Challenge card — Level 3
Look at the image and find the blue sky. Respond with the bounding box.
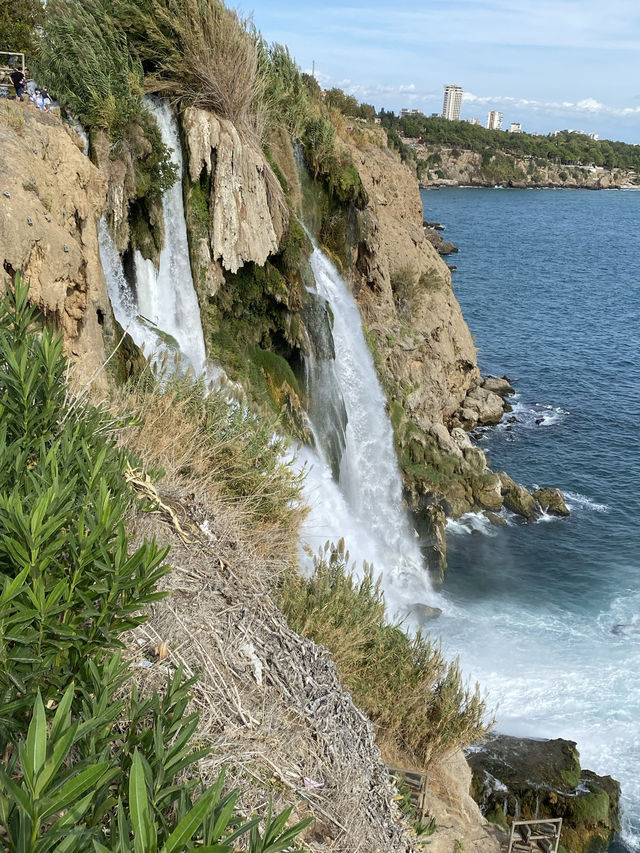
[246,0,640,143]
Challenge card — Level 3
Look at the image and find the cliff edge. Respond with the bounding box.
[0,101,112,383]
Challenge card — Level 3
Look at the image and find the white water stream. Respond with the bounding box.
[299,245,445,619]
[104,97,207,373]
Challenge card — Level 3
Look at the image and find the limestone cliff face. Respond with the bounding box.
[182,107,287,284]
[416,144,634,188]
[0,102,111,383]
[343,126,480,424]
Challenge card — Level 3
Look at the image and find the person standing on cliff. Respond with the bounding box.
[9,68,27,101]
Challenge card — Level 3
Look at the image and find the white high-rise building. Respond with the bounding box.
[487,110,503,130]
[442,85,463,121]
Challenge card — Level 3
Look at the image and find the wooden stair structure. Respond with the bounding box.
[387,766,430,819]
[507,818,562,853]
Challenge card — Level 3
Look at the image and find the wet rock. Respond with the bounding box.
[467,734,620,853]
[499,473,541,520]
[464,386,505,425]
[423,225,459,255]
[533,487,570,517]
[482,376,514,397]
[483,510,507,526]
[408,602,443,625]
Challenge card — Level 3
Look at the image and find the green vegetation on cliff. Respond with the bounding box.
[381,112,640,173]
[0,276,310,851]
[279,542,491,768]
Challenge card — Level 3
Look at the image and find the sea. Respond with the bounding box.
[420,187,640,851]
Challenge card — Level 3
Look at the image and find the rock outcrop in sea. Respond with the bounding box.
[468,734,621,853]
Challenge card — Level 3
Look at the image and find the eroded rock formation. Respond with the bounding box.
[0,102,111,383]
[182,107,287,279]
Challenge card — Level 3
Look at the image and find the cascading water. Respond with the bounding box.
[299,242,445,618]
[99,108,441,618]
[302,291,348,480]
[129,97,206,372]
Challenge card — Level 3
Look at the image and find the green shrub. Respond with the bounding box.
[35,0,141,134]
[278,542,491,767]
[0,278,168,733]
[0,275,311,851]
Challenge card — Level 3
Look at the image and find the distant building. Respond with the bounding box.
[399,108,422,118]
[487,110,503,130]
[442,85,463,121]
[551,128,599,140]
[465,117,482,126]
[508,122,523,133]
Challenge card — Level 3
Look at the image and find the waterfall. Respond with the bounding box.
[98,107,441,618]
[131,97,206,372]
[300,243,443,618]
[99,97,207,375]
[302,291,348,479]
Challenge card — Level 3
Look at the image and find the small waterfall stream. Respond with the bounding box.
[102,96,207,372]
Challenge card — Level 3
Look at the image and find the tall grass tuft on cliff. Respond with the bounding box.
[113,0,268,140]
[278,542,492,768]
[34,0,142,133]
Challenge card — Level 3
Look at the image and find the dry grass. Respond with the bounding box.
[1,101,25,134]
[94,375,419,852]
[278,543,493,770]
[106,376,306,571]
[119,490,419,853]
[124,0,268,141]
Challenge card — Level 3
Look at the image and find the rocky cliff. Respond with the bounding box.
[0,98,577,853]
[0,101,112,383]
[414,143,635,188]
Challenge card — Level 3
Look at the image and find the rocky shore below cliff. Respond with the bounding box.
[467,734,621,853]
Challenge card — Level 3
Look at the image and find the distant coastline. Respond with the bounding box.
[414,144,637,190]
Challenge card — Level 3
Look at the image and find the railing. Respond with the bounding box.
[507,817,562,853]
[0,52,26,88]
[388,766,430,819]
[0,50,26,74]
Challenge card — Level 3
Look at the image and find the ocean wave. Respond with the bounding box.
[563,490,609,513]
[446,512,501,537]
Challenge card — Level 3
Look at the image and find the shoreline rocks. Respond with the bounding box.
[533,487,570,516]
[467,734,621,853]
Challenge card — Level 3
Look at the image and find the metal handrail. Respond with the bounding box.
[0,52,26,74]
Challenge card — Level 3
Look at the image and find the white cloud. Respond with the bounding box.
[463,90,640,119]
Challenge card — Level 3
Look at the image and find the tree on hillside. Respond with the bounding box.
[0,0,43,59]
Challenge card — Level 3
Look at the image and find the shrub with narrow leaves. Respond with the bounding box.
[0,276,311,851]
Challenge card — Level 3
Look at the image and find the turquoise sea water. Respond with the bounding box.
[420,187,640,851]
